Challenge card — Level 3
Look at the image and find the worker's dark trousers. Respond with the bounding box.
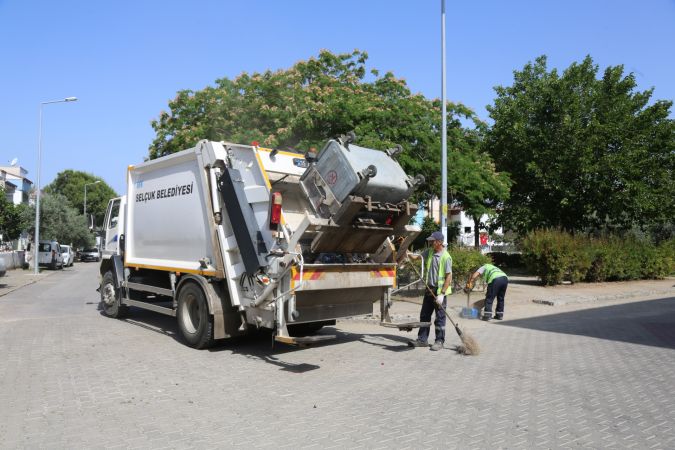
[418,289,446,343]
[483,276,508,319]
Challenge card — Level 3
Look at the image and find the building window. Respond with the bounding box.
[464,227,472,233]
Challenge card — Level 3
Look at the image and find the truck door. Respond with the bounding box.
[102,197,122,258]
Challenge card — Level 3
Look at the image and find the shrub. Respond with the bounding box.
[449,247,491,287]
[657,238,675,276]
[524,230,674,285]
[521,229,576,285]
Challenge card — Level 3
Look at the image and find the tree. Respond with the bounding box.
[0,189,28,241]
[44,170,118,227]
[486,55,675,235]
[20,192,94,248]
[448,142,512,247]
[149,50,488,201]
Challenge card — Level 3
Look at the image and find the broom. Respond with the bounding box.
[406,261,480,356]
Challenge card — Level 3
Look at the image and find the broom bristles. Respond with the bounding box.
[459,333,480,356]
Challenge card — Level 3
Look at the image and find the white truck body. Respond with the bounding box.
[101,137,421,347]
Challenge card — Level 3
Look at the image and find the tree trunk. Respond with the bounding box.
[473,216,481,248]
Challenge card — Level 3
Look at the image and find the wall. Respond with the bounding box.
[0,251,26,270]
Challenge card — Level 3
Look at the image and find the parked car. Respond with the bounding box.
[60,245,75,267]
[0,258,6,278]
[79,247,100,262]
[38,240,64,270]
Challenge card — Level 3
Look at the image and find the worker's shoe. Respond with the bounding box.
[481,314,491,321]
[430,341,444,351]
[494,314,503,320]
[408,339,428,348]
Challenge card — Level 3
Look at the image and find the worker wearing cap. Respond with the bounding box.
[407,231,452,351]
[466,263,508,321]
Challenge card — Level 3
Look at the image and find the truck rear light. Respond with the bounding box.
[270,192,282,229]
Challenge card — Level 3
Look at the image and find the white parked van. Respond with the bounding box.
[38,240,64,270]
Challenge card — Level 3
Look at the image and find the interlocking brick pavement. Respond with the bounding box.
[1,264,674,448]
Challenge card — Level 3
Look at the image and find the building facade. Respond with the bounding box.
[0,166,32,205]
[419,198,503,251]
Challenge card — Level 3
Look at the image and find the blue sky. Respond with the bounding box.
[1,0,674,195]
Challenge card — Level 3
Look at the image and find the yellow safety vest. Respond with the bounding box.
[424,249,452,295]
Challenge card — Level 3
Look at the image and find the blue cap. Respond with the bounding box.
[426,231,444,242]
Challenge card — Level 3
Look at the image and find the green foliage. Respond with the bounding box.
[448,139,512,246]
[521,230,579,285]
[656,239,675,275]
[149,49,509,209]
[44,170,117,228]
[487,55,675,235]
[411,216,439,250]
[448,247,491,287]
[0,189,29,240]
[411,216,460,250]
[586,236,671,282]
[522,229,672,285]
[20,193,94,248]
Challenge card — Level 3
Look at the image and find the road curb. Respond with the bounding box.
[532,287,675,306]
[0,269,59,298]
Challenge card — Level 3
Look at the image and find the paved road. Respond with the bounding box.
[1,263,674,448]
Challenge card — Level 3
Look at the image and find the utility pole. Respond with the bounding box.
[440,0,448,245]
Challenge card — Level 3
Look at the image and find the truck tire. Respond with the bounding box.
[100,271,129,318]
[177,282,214,349]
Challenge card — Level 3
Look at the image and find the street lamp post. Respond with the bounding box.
[440,0,448,246]
[34,97,78,275]
[84,180,101,225]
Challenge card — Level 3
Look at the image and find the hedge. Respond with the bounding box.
[521,230,674,285]
[449,247,491,287]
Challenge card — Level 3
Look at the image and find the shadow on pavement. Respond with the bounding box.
[501,296,675,350]
[100,302,446,368]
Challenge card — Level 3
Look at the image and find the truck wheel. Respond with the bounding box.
[177,282,214,349]
[100,271,128,318]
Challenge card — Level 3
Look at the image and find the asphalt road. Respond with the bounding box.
[1,263,674,448]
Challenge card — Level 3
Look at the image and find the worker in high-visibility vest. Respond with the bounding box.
[467,264,508,321]
[407,231,452,351]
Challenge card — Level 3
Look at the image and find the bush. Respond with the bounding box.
[523,229,674,285]
[586,236,670,281]
[521,229,576,285]
[657,239,675,276]
[449,247,491,287]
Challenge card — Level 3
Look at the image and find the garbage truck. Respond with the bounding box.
[99,134,423,348]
